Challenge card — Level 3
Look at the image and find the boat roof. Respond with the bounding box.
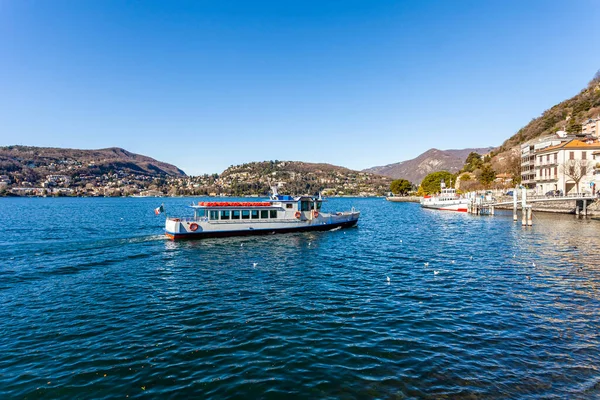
[191,196,321,209]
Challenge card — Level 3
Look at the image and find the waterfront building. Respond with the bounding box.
[582,116,600,137]
[534,139,600,194]
[521,133,570,188]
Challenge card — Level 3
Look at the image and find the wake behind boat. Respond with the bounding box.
[164,188,360,240]
[420,180,469,212]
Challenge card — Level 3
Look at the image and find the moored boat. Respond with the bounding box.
[164,189,360,240]
[420,180,469,212]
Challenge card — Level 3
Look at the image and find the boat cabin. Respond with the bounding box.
[190,195,323,222]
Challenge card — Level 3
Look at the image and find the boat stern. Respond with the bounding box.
[165,218,203,240]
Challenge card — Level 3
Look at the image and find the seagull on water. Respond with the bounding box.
[451,260,455,264]
[252,262,258,268]
[424,262,429,267]
[386,276,391,283]
[532,262,536,267]
[434,271,439,275]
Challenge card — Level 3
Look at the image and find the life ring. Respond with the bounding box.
[294,211,301,219]
[313,211,319,218]
[189,223,199,231]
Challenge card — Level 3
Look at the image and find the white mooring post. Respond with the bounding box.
[583,200,587,216]
[513,188,518,222]
[521,187,527,226]
[527,206,533,226]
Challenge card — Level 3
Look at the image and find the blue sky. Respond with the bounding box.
[1,1,599,175]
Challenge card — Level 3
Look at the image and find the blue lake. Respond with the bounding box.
[1,197,599,398]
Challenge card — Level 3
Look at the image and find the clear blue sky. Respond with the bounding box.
[1,0,599,175]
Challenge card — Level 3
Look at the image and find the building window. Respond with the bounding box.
[210,210,219,220]
[546,155,550,162]
[570,151,575,160]
[582,151,586,160]
[232,210,241,220]
[251,210,259,219]
[260,210,269,218]
[241,210,250,219]
[220,210,230,220]
[270,210,277,218]
[554,167,557,176]
[554,154,557,162]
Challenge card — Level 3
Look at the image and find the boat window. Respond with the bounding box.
[242,210,250,219]
[270,210,277,218]
[251,210,259,219]
[300,201,311,211]
[210,210,219,220]
[286,204,293,209]
[317,201,322,210]
[260,210,269,218]
[221,210,230,220]
[232,210,241,220]
[196,209,206,217]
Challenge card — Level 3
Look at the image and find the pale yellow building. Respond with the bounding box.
[582,116,600,137]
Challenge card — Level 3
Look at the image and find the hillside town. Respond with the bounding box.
[0,159,391,197]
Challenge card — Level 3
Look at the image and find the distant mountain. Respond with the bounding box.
[363,147,495,184]
[219,160,392,196]
[0,146,186,181]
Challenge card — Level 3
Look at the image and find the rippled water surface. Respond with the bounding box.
[1,197,600,399]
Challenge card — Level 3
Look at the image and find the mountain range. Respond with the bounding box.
[363,147,495,184]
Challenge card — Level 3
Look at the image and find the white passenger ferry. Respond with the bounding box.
[420,180,469,212]
[165,189,360,240]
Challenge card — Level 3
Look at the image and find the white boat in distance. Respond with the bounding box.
[420,180,469,212]
[165,188,360,240]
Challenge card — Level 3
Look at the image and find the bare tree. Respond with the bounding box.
[560,159,592,193]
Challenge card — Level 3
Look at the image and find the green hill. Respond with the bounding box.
[498,71,600,152]
[219,160,392,196]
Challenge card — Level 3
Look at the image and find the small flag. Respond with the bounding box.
[154,204,164,215]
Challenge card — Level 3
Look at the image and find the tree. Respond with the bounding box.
[419,171,455,195]
[561,159,591,193]
[461,152,483,172]
[390,179,412,195]
[590,69,600,86]
[566,117,582,135]
[506,152,522,184]
[479,164,496,187]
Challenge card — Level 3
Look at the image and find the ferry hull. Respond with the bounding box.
[421,203,468,212]
[165,218,358,240]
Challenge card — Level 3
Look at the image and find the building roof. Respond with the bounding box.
[537,139,600,153]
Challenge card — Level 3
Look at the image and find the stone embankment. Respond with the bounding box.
[386,196,421,203]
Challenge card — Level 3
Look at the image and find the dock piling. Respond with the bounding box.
[513,189,518,222]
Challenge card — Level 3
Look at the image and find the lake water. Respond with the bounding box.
[1,197,599,399]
